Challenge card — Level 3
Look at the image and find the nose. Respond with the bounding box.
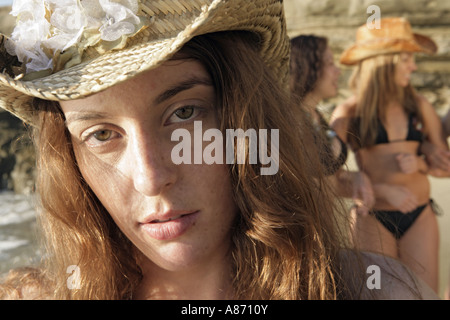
[128,130,177,196]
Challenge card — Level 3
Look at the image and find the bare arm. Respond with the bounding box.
[329,99,375,213]
[418,95,450,177]
[329,97,356,145]
[395,153,429,174]
[421,140,450,174]
[372,183,419,213]
[333,169,375,213]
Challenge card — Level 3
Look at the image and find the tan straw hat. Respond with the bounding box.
[340,17,437,66]
[0,0,290,125]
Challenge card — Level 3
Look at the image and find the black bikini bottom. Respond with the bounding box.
[371,200,437,239]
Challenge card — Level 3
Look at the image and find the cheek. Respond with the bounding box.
[394,67,408,86]
[194,164,238,222]
[195,164,235,203]
[72,144,130,217]
[73,146,104,192]
[322,70,335,86]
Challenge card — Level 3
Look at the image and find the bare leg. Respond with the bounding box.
[349,206,398,258]
[398,205,439,293]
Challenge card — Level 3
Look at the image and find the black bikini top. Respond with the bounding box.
[351,113,424,151]
[374,113,424,145]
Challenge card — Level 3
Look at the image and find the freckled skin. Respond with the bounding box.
[61,60,238,299]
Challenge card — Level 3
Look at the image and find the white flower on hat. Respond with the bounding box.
[6,0,144,76]
[7,0,52,73]
[98,0,141,42]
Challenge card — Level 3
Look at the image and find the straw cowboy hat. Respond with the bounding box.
[0,0,290,125]
[340,17,437,65]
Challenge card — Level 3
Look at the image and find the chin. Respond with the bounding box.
[396,77,410,88]
[325,89,338,99]
[144,245,202,272]
[400,81,409,88]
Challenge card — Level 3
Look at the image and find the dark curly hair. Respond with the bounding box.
[289,35,328,100]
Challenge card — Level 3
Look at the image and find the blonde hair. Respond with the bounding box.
[1,32,355,300]
[348,53,422,149]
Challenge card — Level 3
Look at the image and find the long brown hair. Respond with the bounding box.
[2,32,354,299]
[289,35,328,101]
[348,53,422,149]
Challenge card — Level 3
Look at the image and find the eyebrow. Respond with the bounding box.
[65,77,214,125]
[65,112,111,126]
[154,76,213,105]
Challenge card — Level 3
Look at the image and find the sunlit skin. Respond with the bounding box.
[314,46,341,100]
[303,46,341,109]
[330,52,444,292]
[395,52,418,88]
[60,60,239,299]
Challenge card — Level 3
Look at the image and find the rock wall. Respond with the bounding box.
[0,111,35,193]
[0,6,35,193]
[0,2,449,193]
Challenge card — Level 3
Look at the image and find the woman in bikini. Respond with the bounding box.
[331,17,448,293]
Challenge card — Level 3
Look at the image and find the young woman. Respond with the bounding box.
[289,35,375,214]
[331,17,448,293]
[0,1,437,300]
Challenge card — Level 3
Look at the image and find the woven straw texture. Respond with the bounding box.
[340,17,437,65]
[0,0,290,125]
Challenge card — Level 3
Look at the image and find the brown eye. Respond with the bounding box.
[174,106,194,120]
[93,130,112,141]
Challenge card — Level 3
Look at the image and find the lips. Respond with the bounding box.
[151,213,188,223]
[140,210,200,241]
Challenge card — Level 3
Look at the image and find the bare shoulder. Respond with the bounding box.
[329,96,357,141]
[415,93,436,116]
[415,93,432,106]
[331,96,357,120]
[0,267,52,300]
[415,93,447,143]
[338,250,439,300]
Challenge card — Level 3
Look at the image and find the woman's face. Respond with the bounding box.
[314,46,341,100]
[395,52,418,87]
[60,60,238,272]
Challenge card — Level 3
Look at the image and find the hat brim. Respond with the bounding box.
[340,32,437,65]
[0,0,289,125]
